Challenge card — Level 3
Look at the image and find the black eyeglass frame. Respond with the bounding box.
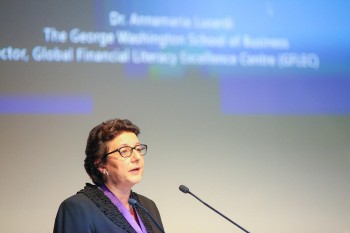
[103,144,148,159]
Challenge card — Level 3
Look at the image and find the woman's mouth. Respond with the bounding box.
[129,167,141,173]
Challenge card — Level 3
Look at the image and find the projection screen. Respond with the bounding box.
[0,1,349,233]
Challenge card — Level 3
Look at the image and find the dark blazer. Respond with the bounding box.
[53,184,164,233]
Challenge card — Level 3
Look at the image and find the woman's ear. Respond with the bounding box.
[95,160,105,174]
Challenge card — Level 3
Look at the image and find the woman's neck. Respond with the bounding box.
[104,183,132,209]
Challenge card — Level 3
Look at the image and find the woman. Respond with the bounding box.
[54,118,164,233]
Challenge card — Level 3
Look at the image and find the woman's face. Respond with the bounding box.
[103,131,144,190]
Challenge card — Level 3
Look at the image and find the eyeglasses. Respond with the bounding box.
[104,144,148,158]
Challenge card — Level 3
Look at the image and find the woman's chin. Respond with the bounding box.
[128,175,142,186]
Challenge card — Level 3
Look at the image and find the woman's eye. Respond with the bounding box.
[136,148,142,153]
[120,148,130,154]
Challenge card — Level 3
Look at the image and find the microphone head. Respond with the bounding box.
[128,198,138,206]
[179,185,190,194]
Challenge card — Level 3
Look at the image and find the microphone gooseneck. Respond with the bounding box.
[128,198,165,233]
[178,185,251,233]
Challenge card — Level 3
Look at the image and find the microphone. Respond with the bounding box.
[128,198,165,233]
[179,185,250,233]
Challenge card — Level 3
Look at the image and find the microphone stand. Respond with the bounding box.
[180,185,250,233]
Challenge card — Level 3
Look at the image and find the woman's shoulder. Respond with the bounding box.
[132,191,161,214]
[133,192,155,204]
[59,183,99,207]
[132,191,164,228]
[59,191,90,209]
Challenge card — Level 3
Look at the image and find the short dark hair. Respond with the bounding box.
[84,118,140,186]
